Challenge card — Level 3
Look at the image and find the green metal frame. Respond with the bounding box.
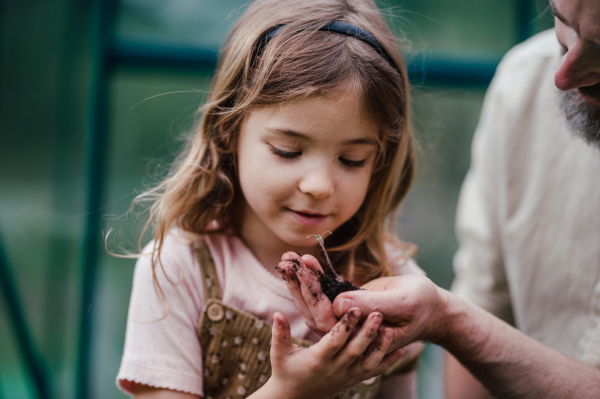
[0,0,537,398]
[75,0,113,398]
[0,232,51,399]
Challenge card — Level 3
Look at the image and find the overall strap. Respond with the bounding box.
[193,237,222,301]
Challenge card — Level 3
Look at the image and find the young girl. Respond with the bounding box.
[117,0,425,398]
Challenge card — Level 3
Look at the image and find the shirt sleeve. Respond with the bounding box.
[450,66,515,325]
[116,235,206,397]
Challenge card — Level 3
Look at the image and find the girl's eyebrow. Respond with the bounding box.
[266,127,377,146]
[267,127,310,141]
[344,137,378,146]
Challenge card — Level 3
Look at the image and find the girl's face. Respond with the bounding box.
[237,87,378,254]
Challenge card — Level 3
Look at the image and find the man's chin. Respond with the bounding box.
[558,89,600,150]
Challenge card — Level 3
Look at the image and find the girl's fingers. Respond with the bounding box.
[350,326,396,374]
[300,255,346,333]
[276,254,318,331]
[296,261,338,333]
[360,346,405,380]
[332,312,383,367]
[312,308,361,359]
[300,254,324,273]
[277,252,338,335]
[270,312,292,365]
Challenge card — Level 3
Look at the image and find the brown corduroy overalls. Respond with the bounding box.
[194,240,422,399]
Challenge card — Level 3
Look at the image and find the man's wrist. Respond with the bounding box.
[428,287,457,345]
[430,289,496,363]
[430,288,470,350]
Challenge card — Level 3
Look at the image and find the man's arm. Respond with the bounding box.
[333,276,600,399]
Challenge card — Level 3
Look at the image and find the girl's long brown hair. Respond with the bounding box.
[133,0,417,295]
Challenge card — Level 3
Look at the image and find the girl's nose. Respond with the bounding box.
[555,41,600,91]
[298,165,335,199]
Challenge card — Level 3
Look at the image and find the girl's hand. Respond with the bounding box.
[249,310,403,399]
[276,252,338,336]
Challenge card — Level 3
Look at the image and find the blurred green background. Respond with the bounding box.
[0,0,554,398]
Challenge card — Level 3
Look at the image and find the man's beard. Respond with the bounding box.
[558,83,600,149]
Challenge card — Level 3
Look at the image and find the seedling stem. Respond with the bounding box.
[307,232,341,282]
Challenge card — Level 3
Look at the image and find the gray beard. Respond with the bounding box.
[558,86,600,150]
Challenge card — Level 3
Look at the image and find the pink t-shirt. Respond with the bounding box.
[116,232,424,396]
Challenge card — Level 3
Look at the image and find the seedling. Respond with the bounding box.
[308,232,360,302]
[307,231,340,282]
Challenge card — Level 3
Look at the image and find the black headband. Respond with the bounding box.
[254,21,400,74]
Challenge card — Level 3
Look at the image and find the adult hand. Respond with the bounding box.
[332,275,451,351]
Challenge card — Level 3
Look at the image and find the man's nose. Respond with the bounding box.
[298,163,335,199]
[554,42,600,91]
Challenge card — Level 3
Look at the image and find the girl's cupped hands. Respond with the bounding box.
[249,309,403,399]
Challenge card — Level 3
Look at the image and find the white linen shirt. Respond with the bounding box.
[452,29,600,365]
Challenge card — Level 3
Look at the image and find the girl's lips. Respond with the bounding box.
[288,209,328,226]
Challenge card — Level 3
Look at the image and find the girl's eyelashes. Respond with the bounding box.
[270,146,301,159]
[270,145,368,168]
[339,157,367,168]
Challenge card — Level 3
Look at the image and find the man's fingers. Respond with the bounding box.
[333,290,385,320]
[333,284,411,324]
[338,274,437,322]
[334,289,415,350]
[270,312,292,364]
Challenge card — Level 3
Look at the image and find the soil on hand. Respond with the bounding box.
[317,271,360,303]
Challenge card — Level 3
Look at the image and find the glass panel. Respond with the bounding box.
[0,1,90,397]
[385,0,515,53]
[0,311,32,399]
[531,0,555,35]
[93,70,213,398]
[115,0,248,47]
[114,0,555,53]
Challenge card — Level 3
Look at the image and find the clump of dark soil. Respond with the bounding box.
[317,271,360,303]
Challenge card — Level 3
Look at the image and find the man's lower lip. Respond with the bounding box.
[288,210,328,226]
[578,90,600,106]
